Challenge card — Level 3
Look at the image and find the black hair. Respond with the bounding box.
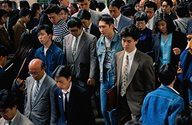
[30,3,41,19]
[19,1,30,10]
[109,0,125,9]
[175,3,189,18]
[120,25,140,40]
[99,14,114,25]
[19,8,31,18]
[158,64,176,85]
[0,46,8,57]
[161,0,173,7]
[2,1,12,8]
[0,89,18,110]
[77,9,91,20]
[144,1,157,12]
[44,4,61,14]
[134,11,148,23]
[121,4,137,18]
[60,5,69,14]
[37,24,53,35]
[77,0,90,2]
[67,17,82,28]
[52,65,71,79]
[0,9,8,18]
[154,14,176,34]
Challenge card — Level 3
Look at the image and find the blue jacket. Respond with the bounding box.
[35,43,65,76]
[141,85,184,125]
[96,33,123,82]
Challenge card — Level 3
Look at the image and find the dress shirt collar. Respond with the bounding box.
[114,14,121,24]
[38,72,46,85]
[0,65,2,69]
[168,86,179,95]
[124,48,137,58]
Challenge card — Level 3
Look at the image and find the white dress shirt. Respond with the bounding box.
[62,82,72,111]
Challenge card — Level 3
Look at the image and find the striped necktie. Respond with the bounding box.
[121,55,129,96]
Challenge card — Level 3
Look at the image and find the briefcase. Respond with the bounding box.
[107,85,117,111]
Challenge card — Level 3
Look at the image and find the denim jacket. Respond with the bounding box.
[96,33,123,82]
[141,85,184,125]
[35,43,65,76]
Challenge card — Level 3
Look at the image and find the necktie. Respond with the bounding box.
[8,121,11,125]
[121,55,129,97]
[64,92,69,120]
[85,28,89,32]
[114,18,118,28]
[33,81,40,102]
[72,37,78,56]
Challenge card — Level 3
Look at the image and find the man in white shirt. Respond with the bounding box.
[115,25,156,125]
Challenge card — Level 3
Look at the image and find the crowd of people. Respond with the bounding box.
[0,0,192,124]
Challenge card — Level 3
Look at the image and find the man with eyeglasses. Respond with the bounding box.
[0,89,34,125]
[13,58,56,125]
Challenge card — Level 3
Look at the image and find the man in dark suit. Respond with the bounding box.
[13,59,56,125]
[77,9,101,40]
[52,65,95,125]
[63,17,97,89]
[0,46,8,75]
[115,25,156,125]
[109,0,133,32]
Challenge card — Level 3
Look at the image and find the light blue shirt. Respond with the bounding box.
[160,33,172,66]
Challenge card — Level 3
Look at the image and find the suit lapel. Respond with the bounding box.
[74,32,86,61]
[126,50,139,87]
[28,78,34,108]
[65,34,74,62]
[32,76,48,107]
[58,89,64,112]
[117,51,124,88]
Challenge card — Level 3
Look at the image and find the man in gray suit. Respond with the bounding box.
[13,59,56,125]
[0,89,34,125]
[63,17,97,90]
[109,0,133,32]
[115,25,156,125]
[73,0,101,25]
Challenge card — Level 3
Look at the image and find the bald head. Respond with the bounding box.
[28,59,45,80]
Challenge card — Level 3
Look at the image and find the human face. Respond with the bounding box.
[81,19,90,28]
[161,1,171,14]
[0,107,16,120]
[38,30,52,46]
[59,0,69,7]
[55,76,71,90]
[145,7,155,20]
[24,15,30,23]
[157,20,167,34]
[60,10,68,22]
[2,3,11,12]
[28,63,44,80]
[69,26,82,37]
[48,13,61,25]
[109,6,120,18]
[99,21,114,37]
[122,37,137,53]
[78,0,90,10]
[0,56,7,67]
[135,20,146,31]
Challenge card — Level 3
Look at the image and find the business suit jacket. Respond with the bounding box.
[24,74,56,125]
[73,9,101,25]
[89,23,101,40]
[117,15,133,32]
[0,110,34,125]
[115,50,156,116]
[53,82,95,125]
[63,31,97,83]
[13,19,27,49]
